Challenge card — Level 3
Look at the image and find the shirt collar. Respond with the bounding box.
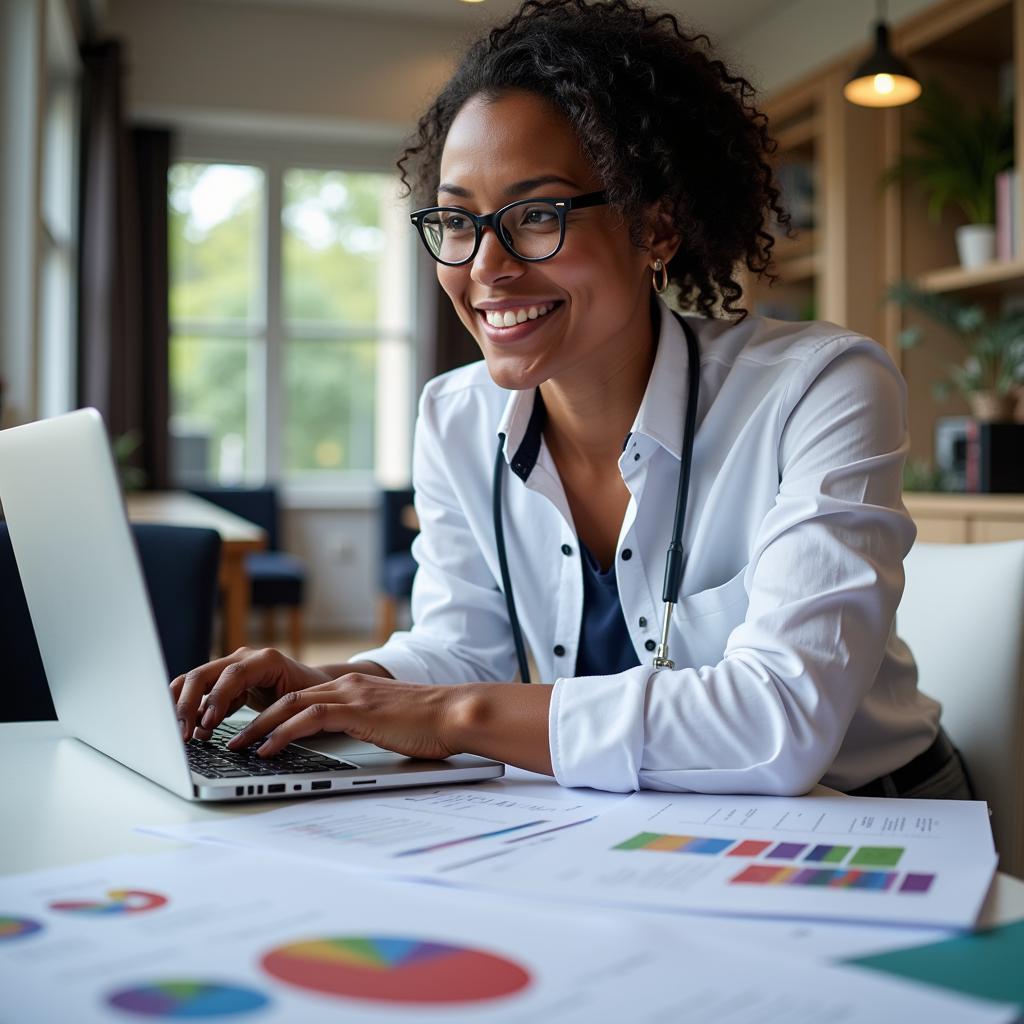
[631,300,700,461]
[495,298,701,478]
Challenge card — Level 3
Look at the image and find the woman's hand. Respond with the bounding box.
[225,673,463,761]
[170,648,383,742]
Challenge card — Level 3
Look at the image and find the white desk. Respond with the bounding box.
[5,720,1024,930]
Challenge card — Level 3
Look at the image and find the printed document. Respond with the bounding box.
[445,790,998,928]
[0,845,1014,1023]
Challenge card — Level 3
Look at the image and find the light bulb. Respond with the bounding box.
[873,73,895,95]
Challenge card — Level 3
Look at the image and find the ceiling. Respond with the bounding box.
[199,0,787,40]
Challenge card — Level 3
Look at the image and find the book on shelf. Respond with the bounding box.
[995,168,1018,261]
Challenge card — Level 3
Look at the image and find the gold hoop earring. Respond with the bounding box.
[651,258,668,294]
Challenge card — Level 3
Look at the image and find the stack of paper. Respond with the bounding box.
[0,844,1015,1023]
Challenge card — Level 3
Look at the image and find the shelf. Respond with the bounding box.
[905,492,1024,516]
[770,252,818,285]
[773,116,820,154]
[915,259,1024,296]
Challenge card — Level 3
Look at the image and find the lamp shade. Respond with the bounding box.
[844,22,921,107]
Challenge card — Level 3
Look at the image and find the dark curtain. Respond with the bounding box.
[78,40,171,489]
[433,282,479,375]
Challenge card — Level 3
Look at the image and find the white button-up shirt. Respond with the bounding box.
[353,300,940,794]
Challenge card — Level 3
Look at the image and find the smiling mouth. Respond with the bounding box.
[479,302,559,328]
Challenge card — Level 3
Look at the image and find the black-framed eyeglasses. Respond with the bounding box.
[410,191,607,266]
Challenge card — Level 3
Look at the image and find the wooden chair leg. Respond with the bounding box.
[377,594,397,646]
[262,609,276,646]
[288,606,303,661]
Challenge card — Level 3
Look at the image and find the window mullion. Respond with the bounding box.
[264,160,284,483]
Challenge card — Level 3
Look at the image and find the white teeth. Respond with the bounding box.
[483,303,554,328]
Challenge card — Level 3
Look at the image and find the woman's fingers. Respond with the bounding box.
[227,684,345,755]
[173,648,262,740]
[199,648,287,733]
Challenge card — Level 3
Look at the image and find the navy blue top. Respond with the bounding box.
[574,543,642,677]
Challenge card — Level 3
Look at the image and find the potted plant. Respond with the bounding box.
[888,280,1024,421]
[881,82,1014,268]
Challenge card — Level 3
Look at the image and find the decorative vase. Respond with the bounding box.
[968,390,1016,422]
[955,224,996,268]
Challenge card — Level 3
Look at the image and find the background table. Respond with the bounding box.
[126,491,266,655]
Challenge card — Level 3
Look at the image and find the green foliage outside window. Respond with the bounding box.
[168,162,398,480]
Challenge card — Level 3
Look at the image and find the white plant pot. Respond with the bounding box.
[955,224,996,268]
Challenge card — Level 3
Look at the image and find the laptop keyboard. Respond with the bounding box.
[186,721,357,779]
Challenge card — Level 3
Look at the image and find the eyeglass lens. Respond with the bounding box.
[420,201,563,263]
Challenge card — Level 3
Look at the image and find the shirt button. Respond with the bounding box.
[561,543,572,556]
[634,453,640,461]
[553,644,566,657]
[621,549,632,561]
[644,639,656,652]
[639,616,647,628]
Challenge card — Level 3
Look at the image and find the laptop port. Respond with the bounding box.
[311,781,331,791]
[235,786,244,797]
[268,784,285,794]
[352,779,376,785]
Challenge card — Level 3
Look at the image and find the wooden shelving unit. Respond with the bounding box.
[751,0,1024,543]
[917,258,1024,296]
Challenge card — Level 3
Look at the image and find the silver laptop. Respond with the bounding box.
[0,408,504,801]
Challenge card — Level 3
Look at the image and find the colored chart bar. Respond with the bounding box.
[681,838,734,855]
[805,844,851,864]
[727,840,773,857]
[612,833,737,855]
[766,842,807,859]
[613,833,663,851]
[732,865,907,892]
[850,846,905,867]
[900,873,935,893]
[648,835,693,852]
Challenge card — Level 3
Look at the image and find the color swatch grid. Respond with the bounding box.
[613,833,905,868]
[730,864,936,895]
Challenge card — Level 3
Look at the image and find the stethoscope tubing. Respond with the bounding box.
[493,312,701,684]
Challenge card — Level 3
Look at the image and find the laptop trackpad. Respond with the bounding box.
[298,733,386,757]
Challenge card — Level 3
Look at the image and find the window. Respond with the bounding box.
[168,153,416,491]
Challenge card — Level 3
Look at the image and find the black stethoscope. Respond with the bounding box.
[492,311,701,684]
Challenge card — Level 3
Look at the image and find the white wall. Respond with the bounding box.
[100,0,945,635]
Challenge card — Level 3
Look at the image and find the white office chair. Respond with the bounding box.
[897,541,1024,879]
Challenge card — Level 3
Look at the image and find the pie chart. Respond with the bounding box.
[49,889,168,916]
[261,935,532,1004]
[106,981,270,1018]
[0,916,43,942]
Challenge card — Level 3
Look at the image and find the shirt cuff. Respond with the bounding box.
[344,642,434,683]
[548,665,652,791]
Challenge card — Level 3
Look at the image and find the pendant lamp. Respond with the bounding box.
[844,0,921,108]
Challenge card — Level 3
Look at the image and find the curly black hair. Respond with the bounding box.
[397,0,790,320]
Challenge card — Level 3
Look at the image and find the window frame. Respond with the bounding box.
[170,131,419,504]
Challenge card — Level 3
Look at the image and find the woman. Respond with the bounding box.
[173,0,970,799]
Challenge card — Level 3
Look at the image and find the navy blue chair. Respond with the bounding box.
[1,522,221,722]
[190,486,307,657]
[377,488,418,644]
